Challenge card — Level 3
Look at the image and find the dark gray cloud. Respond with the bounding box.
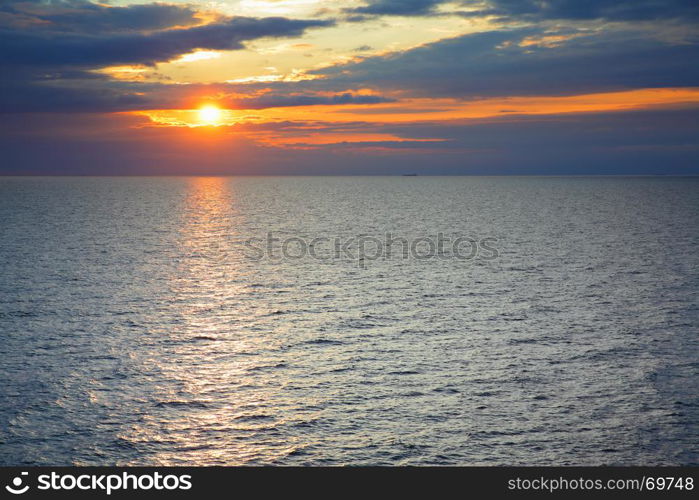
[0,77,151,113]
[311,28,699,98]
[387,107,699,147]
[391,107,699,174]
[0,0,201,33]
[473,0,699,21]
[346,0,699,20]
[0,76,396,113]
[233,92,395,109]
[0,16,333,67]
[347,0,445,17]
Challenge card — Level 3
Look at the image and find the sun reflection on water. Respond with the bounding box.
[117,177,302,465]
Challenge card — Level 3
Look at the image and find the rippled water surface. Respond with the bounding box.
[1,176,697,465]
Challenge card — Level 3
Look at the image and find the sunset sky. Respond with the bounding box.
[1,0,698,174]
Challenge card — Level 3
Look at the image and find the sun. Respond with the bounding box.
[198,104,223,125]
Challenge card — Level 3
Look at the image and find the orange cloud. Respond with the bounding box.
[128,87,699,149]
[249,87,699,124]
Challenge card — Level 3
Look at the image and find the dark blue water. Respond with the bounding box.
[0,176,697,465]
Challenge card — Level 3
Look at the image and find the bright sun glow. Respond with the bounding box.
[198,105,223,125]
